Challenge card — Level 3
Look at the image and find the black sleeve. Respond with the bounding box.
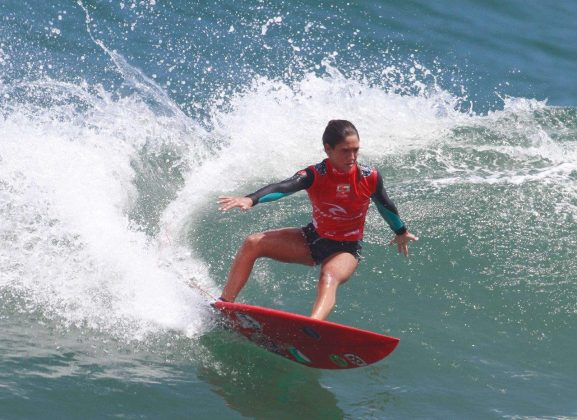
[371,171,408,235]
[246,168,314,205]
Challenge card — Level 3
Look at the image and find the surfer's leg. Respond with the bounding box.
[220,228,314,302]
[310,252,358,320]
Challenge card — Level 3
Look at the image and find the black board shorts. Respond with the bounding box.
[301,223,362,265]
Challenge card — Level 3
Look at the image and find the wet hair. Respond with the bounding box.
[322,120,359,148]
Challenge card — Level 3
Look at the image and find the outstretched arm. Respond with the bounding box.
[218,168,314,212]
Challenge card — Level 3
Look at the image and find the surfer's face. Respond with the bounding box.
[324,134,360,173]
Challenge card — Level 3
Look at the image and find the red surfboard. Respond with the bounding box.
[212,301,399,369]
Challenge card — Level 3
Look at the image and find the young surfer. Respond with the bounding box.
[217,120,418,320]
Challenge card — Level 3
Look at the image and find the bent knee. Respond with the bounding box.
[241,232,267,254]
[318,271,340,288]
[319,268,354,288]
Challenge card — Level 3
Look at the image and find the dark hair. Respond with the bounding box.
[322,120,359,148]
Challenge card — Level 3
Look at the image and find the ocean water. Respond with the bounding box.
[1,0,576,418]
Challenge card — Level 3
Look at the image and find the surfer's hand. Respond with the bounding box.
[218,196,253,212]
[389,231,418,257]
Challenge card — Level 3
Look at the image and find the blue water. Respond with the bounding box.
[1,1,577,418]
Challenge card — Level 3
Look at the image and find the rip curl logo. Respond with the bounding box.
[336,184,351,199]
[323,203,348,217]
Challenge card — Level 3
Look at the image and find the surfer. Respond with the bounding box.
[217,120,418,320]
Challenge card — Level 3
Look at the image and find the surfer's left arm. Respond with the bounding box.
[371,170,418,256]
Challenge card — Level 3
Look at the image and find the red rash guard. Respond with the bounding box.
[306,159,376,241]
[246,159,407,240]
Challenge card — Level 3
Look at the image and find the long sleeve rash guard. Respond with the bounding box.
[246,164,407,236]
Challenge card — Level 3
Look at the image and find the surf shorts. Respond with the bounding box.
[301,223,362,265]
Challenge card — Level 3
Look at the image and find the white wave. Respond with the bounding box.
[0,81,212,341]
[432,162,577,187]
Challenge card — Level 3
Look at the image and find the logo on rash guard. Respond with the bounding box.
[343,229,360,237]
[336,184,351,198]
[323,203,347,217]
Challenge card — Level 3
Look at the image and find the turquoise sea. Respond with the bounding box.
[1,1,577,418]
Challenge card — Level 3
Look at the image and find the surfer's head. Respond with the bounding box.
[322,120,360,173]
[322,120,359,148]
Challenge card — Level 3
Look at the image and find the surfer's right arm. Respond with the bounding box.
[218,168,314,212]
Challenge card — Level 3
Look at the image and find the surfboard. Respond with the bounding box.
[212,301,399,369]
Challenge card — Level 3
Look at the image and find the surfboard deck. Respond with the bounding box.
[212,301,399,369]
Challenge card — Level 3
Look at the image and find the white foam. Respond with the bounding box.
[0,81,212,341]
